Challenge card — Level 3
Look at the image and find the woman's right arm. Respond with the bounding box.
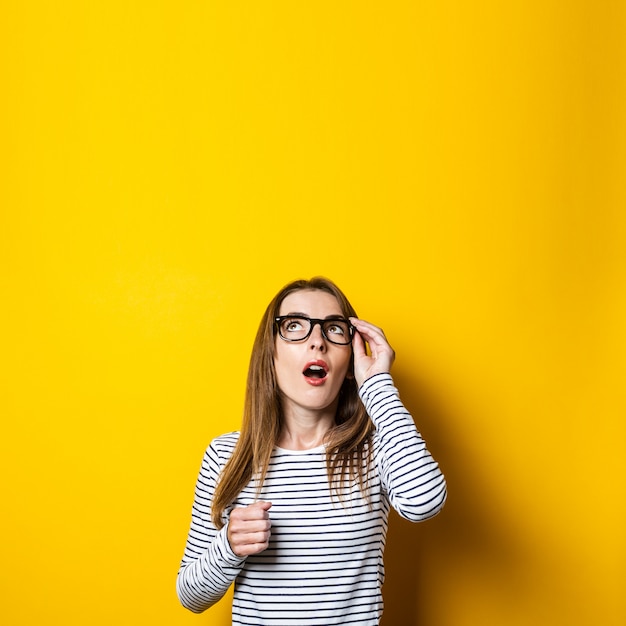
[176,438,247,614]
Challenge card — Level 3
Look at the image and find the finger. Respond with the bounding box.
[233,501,272,521]
[229,528,271,557]
[234,539,271,557]
[350,320,391,357]
[351,327,368,358]
[235,530,271,545]
[350,318,387,342]
[230,515,272,533]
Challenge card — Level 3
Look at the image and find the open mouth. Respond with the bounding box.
[302,363,328,380]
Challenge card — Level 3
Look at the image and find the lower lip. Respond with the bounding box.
[303,375,327,386]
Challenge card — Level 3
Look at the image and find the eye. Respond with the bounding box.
[325,321,349,336]
[326,324,344,335]
[282,318,304,332]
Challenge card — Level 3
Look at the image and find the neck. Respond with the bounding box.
[277,409,336,451]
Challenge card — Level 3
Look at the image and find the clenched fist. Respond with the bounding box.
[227,501,272,557]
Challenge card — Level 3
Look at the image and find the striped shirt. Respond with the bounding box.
[177,373,447,625]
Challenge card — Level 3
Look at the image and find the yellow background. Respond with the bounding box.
[2,2,625,625]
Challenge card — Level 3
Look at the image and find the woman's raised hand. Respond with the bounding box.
[227,501,272,557]
[350,318,395,388]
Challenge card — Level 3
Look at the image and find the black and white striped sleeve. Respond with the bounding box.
[360,373,447,522]
[176,435,246,613]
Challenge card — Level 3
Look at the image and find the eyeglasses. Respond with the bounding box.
[275,315,354,345]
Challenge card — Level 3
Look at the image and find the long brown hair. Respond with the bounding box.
[211,277,374,529]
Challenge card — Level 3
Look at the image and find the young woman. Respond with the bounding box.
[176,277,446,625]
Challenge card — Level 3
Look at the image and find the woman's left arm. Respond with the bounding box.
[351,318,447,521]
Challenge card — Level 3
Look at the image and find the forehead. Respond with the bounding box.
[278,289,343,317]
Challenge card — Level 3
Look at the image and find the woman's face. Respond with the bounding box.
[274,289,352,421]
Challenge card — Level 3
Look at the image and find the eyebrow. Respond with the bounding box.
[281,312,347,319]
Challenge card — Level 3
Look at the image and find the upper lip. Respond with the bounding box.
[302,360,329,374]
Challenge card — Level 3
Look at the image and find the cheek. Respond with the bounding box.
[335,352,353,381]
[273,352,298,388]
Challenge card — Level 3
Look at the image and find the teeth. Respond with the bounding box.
[309,365,324,371]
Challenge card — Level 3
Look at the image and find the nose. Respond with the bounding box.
[308,321,327,350]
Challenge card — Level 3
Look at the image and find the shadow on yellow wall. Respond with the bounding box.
[382,367,526,625]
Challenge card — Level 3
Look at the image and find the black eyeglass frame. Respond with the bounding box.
[274,315,355,345]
